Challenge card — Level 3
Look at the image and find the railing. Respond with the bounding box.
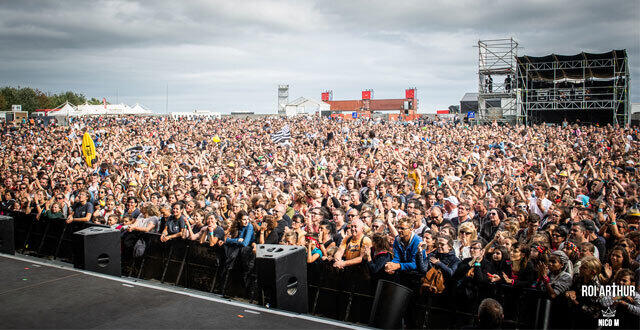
[7,211,553,329]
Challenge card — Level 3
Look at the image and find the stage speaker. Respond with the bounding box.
[369,279,413,329]
[0,215,15,255]
[73,226,121,276]
[256,244,308,313]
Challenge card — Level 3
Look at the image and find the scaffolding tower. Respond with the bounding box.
[277,84,289,115]
[477,38,523,124]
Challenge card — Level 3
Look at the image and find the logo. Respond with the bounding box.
[598,307,619,327]
[601,307,616,318]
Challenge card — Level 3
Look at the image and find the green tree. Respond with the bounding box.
[88,97,103,105]
[16,87,38,113]
[0,93,6,111]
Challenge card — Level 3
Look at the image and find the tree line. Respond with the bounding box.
[0,86,104,113]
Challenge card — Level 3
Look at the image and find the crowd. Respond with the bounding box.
[1,115,640,328]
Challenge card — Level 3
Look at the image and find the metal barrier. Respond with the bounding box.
[7,211,553,328]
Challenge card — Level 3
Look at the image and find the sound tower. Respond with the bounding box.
[255,244,308,313]
[0,215,15,255]
[73,226,121,276]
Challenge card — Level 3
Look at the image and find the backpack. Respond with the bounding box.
[421,267,445,294]
[133,238,146,258]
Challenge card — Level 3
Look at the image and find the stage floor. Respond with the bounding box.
[0,254,354,329]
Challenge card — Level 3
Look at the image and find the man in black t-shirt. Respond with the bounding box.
[160,202,186,242]
[66,190,93,223]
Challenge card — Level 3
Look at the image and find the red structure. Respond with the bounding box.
[322,88,418,121]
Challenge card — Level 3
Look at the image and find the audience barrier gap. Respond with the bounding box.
[6,212,553,328]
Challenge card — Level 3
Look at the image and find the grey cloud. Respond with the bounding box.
[0,0,637,113]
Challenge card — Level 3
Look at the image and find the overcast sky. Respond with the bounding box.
[0,0,638,114]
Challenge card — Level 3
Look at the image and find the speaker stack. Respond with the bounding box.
[73,226,121,276]
[255,244,308,313]
[0,215,15,255]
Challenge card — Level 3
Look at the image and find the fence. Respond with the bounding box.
[7,211,553,328]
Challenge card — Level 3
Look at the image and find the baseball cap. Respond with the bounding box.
[443,196,459,206]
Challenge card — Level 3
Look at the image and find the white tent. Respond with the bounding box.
[47,102,77,117]
[129,103,153,115]
[284,97,329,117]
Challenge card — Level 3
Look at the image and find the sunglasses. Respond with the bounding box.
[460,231,472,235]
[347,214,357,218]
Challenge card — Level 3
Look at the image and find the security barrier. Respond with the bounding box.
[6,212,553,328]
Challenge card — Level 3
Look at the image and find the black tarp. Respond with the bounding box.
[517,50,627,81]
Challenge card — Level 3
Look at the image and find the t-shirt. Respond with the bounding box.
[203,226,225,243]
[164,215,186,235]
[72,202,94,219]
[133,215,160,232]
[340,235,372,260]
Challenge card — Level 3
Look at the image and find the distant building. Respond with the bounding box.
[460,92,501,115]
[170,110,221,119]
[285,97,329,116]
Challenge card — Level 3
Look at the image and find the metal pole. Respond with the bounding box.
[542,298,552,329]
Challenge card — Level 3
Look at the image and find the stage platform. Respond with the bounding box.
[0,254,357,329]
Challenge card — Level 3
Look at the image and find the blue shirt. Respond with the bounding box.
[391,233,422,271]
[226,224,254,247]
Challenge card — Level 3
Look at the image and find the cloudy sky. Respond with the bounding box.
[0,0,638,114]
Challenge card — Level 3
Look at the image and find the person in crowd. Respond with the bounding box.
[475,298,504,329]
[602,268,640,329]
[194,212,225,246]
[600,245,634,284]
[453,222,477,259]
[222,210,255,289]
[305,234,323,263]
[385,218,422,274]
[127,204,160,233]
[486,246,513,285]
[363,232,393,277]
[67,190,93,223]
[480,208,504,242]
[333,218,371,269]
[535,250,573,299]
[160,202,186,242]
[565,256,606,328]
[417,234,460,280]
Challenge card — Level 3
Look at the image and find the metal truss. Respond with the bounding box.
[521,52,630,125]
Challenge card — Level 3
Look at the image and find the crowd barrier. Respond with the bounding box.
[6,211,553,329]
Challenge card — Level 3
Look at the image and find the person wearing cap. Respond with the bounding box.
[443,195,459,224]
[626,207,640,232]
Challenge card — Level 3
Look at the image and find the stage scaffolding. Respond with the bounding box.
[517,50,629,125]
[477,38,523,124]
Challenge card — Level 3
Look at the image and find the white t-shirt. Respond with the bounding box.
[529,197,552,219]
[134,215,160,232]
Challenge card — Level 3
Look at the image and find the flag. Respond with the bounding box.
[103,98,107,109]
[270,125,291,144]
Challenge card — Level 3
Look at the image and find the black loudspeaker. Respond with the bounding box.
[369,279,413,329]
[256,244,308,313]
[73,226,121,276]
[0,215,15,255]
